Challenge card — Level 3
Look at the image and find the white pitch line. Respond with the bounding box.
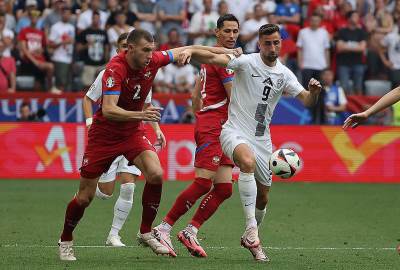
[0,244,396,251]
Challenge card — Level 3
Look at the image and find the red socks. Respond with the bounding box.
[164,177,212,226]
[190,183,232,229]
[140,182,162,234]
[60,197,86,241]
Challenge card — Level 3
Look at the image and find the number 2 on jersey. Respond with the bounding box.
[133,84,141,100]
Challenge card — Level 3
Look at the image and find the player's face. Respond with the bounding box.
[258,32,281,63]
[128,38,155,69]
[216,21,239,49]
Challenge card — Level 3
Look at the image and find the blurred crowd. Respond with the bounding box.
[0,0,399,123]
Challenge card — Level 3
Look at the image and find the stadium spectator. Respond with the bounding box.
[188,0,218,46]
[335,11,367,95]
[159,28,183,51]
[48,5,74,91]
[17,102,46,121]
[245,0,276,20]
[76,11,109,88]
[18,7,56,92]
[76,0,108,33]
[179,102,195,124]
[225,0,253,24]
[240,3,268,53]
[364,0,394,79]
[217,0,229,16]
[155,0,186,43]
[14,0,45,20]
[131,0,157,35]
[332,0,351,31]
[164,62,196,93]
[0,0,16,31]
[107,10,133,58]
[0,12,16,93]
[15,0,44,34]
[379,19,400,88]
[106,0,139,28]
[187,0,218,16]
[297,13,330,86]
[43,0,67,34]
[275,0,301,25]
[321,68,347,125]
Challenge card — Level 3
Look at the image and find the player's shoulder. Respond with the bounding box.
[105,54,128,74]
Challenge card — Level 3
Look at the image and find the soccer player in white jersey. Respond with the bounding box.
[177,24,321,260]
[83,32,166,247]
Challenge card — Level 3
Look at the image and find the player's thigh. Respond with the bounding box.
[77,176,100,206]
[195,167,216,180]
[213,165,233,184]
[220,128,256,172]
[133,150,163,184]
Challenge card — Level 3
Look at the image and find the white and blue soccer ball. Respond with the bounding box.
[269,148,300,179]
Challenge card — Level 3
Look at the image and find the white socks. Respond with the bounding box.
[255,207,267,227]
[238,171,257,229]
[158,221,172,233]
[109,183,135,236]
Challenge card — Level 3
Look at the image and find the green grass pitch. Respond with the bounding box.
[1,180,399,270]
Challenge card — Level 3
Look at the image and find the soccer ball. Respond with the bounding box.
[269,148,300,179]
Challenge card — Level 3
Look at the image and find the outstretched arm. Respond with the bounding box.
[295,78,322,107]
[343,86,400,129]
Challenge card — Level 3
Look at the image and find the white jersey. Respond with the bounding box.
[225,54,304,141]
[86,69,152,103]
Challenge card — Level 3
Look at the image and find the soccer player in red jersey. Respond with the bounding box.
[57,29,241,261]
[152,14,267,260]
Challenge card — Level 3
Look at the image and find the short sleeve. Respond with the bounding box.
[48,25,57,42]
[152,50,174,68]
[86,70,105,101]
[338,87,347,105]
[102,64,124,95]
[215,65,234,84]
[284,67,304,97]
[227,54,248,72]
[296,30,304,47]
[323,30,330,48]
[17,29,25,42]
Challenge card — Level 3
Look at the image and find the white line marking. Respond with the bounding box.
[0,244,396,251]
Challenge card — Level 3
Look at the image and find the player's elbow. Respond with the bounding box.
[102,105,114,119]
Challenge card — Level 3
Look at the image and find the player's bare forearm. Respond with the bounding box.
[297,79,322,107]
[191,77,202,112]
[302,91,319,107]
[364,86,400,117]
[83,95,94,119]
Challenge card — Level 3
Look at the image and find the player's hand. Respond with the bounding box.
[342,112,368,129]
[142,106,163,122]
[225,47,243,57]
[154,130,167,149]
[308,78,322,95]
[177,49,192,65]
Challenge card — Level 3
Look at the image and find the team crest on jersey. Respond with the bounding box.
[212,156,220,165]
[226,68,234,75]
[144,71,152,80]
[276,78,284,89]
[106,77,115,88]
[82,157,89,166]
[161,51,168,56]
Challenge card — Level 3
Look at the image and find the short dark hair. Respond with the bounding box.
[217,13,239,29]
[20,102,30,109]
[117,32,129,45]
[346,10,357,19]
[127,29,154,44]
[259,24,280,37]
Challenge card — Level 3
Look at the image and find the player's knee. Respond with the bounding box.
[215,183,233,200]
[147,169,164,184]
[76,193,94,207]
[238,156,256,172]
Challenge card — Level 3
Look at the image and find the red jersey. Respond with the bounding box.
[196,63,234,121]
[93,50,172,138]
[17,27,47,62]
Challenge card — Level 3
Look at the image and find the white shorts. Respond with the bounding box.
[220,127,272,186]
[98,155,141,183]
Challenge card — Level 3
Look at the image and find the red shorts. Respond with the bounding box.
[80,128,155,179]
[194,127,234,172]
